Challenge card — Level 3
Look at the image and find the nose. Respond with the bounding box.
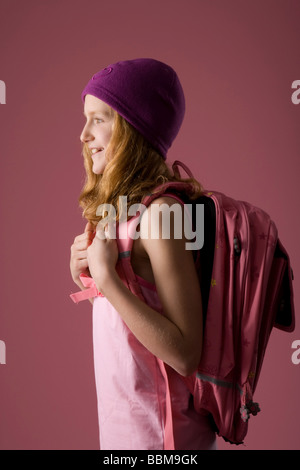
[80,122,93,143]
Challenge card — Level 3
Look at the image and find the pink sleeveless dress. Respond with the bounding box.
[91,191,217,451]
[71,189,217,450]
[92,273,217,450]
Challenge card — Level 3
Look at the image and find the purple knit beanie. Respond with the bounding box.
[81,58,185,159]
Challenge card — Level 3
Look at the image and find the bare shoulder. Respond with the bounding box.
[138,194,199,296]
[138,194,203,373]
[131,195,185,282]
[139,195,186,243]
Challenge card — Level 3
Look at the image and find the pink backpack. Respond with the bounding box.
[70,162,295,446]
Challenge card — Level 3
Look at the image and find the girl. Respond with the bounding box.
[70,58,217,450]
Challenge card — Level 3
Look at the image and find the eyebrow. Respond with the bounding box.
[83,109,111,118]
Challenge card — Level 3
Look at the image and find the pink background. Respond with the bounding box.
[0,0,299,450]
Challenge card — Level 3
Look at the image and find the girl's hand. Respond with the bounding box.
[70,221,95,286]
[86,223,119,290]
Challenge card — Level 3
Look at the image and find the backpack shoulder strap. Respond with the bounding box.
[117,180,194,255]
[116,181,195,298]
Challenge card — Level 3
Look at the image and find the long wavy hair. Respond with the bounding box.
[78,109,203,227]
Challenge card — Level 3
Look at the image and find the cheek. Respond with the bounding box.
[103,122,114,146]
[105,133,112,147]
[105,128,113,146]
[96,127,112,147]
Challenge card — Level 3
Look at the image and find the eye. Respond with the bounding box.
[94,118,103,124]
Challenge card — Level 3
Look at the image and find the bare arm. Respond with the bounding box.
[87,197,203,376]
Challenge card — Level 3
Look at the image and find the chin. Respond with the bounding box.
[92,166,105,175]
[91,155,107,175]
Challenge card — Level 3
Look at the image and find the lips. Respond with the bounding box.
[90,148,104,157]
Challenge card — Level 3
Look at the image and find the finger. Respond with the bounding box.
[76,259,89,270]
[105,222,116,240]
[76,249,88,260]
[84,224,95,245]
[84,221,95,233]
[95,220,107,240]
[74,230,94,244]
[104,224,110,239]
[72,238,92,251]
[96,228,107,240]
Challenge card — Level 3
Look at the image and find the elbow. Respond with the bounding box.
[178,363,198,378]
[175,350,202,377]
